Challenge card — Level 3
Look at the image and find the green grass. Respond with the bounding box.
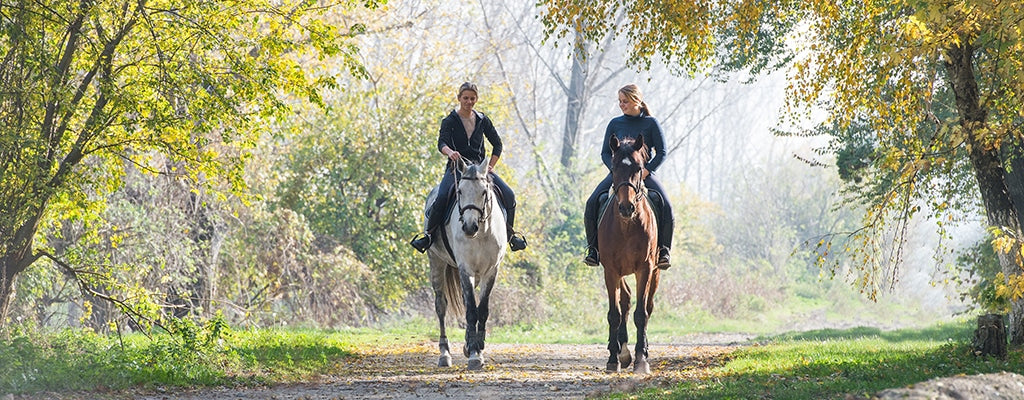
[4,319,1022,399]
[0,325,430,394]
[616,321,1024,399]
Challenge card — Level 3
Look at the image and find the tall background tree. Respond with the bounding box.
[2,0,954,336]
[0,0,380,328]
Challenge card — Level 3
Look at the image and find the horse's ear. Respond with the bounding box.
[456,157,467,173]
[609,135,620,153]
[478,157,489,172]
[636,134,645,150]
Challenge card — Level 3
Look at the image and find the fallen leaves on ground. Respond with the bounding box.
[319,339,743,399]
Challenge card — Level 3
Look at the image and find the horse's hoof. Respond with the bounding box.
[634,358,650,375]
[618,348,632,369]
[438,354,452,367]
[468,355,484,371]
[606,362,621,373]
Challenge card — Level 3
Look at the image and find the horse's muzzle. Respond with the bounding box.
[618,203,636,217]
[462,222,480,236]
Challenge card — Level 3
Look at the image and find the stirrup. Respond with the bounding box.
[509,232,527,251]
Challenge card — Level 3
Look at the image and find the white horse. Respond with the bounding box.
[425,157,508,370]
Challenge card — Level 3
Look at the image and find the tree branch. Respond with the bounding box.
[37,250,169,337]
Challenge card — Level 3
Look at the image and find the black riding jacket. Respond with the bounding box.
[437,109,503,165]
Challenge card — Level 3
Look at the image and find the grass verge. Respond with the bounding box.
[0,325,431,395]
[4,318,1020,399]
[614,321,1024,399]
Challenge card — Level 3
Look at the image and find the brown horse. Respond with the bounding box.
[597,135,660,374]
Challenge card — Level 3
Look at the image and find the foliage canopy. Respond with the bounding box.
[540,0,1024,299]
[0,0,381,327]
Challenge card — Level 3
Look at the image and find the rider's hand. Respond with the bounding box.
[448,150,462,161]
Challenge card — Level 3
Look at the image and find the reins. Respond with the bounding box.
[615,180,644,202]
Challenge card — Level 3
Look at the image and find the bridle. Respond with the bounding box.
[614,171,647,206]
[456,167,493,224]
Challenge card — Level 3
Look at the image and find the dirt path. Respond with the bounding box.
[138,333,751,400]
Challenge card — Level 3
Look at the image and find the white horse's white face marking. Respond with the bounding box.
[622,158,633,166]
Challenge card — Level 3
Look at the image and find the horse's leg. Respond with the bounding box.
[431,259,452,367]
[632,267,654,375]
[605,272,623,372]
[458,265,483,370]
[468,268,497,371]
[617,278,633,369]
[648,268,661,317]
[476,269,498,347]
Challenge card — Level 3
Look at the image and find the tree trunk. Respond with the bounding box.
[560,30,589,171]
[973,313,1007,358]
[1001,141,1024,235]
[0,265,15,328]
[945,42,1024,345]
[1,247,35,328]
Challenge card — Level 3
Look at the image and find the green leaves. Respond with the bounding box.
[542,0,1024,296]
[539,0,794,75]
[0,0,384,327]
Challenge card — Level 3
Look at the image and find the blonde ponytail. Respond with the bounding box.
[619,84,652,116]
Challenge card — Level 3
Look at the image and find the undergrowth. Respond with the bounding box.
[0,319,369,394]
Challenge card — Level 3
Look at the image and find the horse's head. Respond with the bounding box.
[456,157,494,237]
[609,135,650,218]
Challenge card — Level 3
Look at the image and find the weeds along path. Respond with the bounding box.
[143,333,751,400]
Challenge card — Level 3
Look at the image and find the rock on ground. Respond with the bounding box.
[870,372,1024,400]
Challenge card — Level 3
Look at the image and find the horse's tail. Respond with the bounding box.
[443,265,465,318]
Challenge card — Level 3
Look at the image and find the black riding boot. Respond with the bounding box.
[655,195,674,270]
[506,204,527,251]
[657,246,671,270]
[411,196,449,253]
[583,202,599,266]
[410,231,433,253]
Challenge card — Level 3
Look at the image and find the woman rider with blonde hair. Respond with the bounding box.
[583,84,674,269]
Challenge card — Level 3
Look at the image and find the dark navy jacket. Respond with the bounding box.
[601,113,666,172]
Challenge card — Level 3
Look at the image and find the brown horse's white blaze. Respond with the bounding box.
[423,157,507,371]
[597,135,661,374]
